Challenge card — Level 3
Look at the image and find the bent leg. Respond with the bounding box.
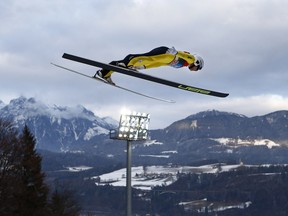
[122,46,169,65]
[100,60,121,78]
[101,46,169,78]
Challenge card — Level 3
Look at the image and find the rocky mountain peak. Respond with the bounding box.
[186,110,247,120]
[0,96,118,152]
[0,100,5,109]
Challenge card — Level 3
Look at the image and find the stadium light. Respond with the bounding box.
[118,111,150,140]
[110,110,150,216]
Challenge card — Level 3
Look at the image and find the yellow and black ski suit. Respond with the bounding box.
[101,46,198,78]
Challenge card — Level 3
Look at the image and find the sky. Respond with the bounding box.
[1,0,288,129]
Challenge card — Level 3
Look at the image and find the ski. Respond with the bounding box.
[62,53,229,98]
[51,63,175,103]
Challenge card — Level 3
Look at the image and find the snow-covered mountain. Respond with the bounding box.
[0,96,118,151]
[142,109,288,165]
[151,109,288,145]
[1,97,288,164]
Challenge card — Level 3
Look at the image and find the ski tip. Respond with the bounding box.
[210,91,229,98]
[221,93,229,98]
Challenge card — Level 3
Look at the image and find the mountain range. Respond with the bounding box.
[1,97,288,164]
[0,96,118,152]
[3,97,288,215]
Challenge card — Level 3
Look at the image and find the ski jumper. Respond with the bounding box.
[101,46,198,78]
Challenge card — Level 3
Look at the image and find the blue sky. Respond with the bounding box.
[1,0,288,129]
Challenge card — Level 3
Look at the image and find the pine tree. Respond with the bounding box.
[0,120,21,215]
[16,125,49,216]
[49,189,81,216]
[1,121,81,215]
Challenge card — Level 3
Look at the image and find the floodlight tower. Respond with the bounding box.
[110,111,150,216]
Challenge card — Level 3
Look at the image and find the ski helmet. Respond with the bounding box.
[193,54,204,70]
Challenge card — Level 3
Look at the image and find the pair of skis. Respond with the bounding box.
[52,53,229,103]
[51,63,175,103]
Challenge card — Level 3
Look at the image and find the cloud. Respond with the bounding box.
[1,0,288,130]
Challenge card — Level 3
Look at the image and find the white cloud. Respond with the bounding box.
[1,0,288,129]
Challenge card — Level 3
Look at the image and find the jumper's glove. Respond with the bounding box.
[166,47,178,55]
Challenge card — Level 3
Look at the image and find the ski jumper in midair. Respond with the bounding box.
[95,46,204,84]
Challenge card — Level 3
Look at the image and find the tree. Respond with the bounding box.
[0,119,21,215]
[1,121,81,215]
[49,189,81,216]
[16,125,49,216]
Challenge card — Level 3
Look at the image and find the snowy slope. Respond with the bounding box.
[94,164,242,190]
[211,138,280,149]
[0,97,118,151]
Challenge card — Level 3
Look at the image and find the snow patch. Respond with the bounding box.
[161,150,178,154]
[84,126,109,140]
[144,140,163,146]
[211,138,280,149]
[66,166,93,172]
[190,120,197,129]
[139,155,170,158]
